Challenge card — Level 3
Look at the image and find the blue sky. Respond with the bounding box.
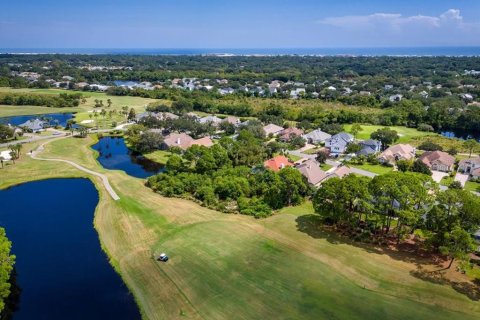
[1,0,480,48]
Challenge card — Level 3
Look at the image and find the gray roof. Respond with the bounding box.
[302,129,331,142]
[19,119,47,131]
[326,132,353,147]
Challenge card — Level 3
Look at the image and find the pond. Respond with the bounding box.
[0,113,74,127]
[0,179,140,319]
[92,136,164,179]
[440,130,480,141]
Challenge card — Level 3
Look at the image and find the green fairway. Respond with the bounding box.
[343,124,437,143]
[1,136,480,319]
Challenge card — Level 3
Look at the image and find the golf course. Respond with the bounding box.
[1,133,479,319]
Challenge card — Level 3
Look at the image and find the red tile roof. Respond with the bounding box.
[264,155,294,172]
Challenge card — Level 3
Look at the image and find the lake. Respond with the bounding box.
[0,179,140,319]
[0,113,74,127]
[92,136,164,178]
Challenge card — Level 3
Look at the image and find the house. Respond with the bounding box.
[191,137,214,148]
[263,124,284,136]
[19,119,48,132]
[329,165,352,179]
[162,133,194,150]
[162,133,213,150]
[325,132,354,155]
[199,115,223,126]
[384,84,394,90]
[264,155,294,172]
[296,159,328,187]
[218,88,235,95]
[222,116,241,126]
[302,129,331,145]
[418,151,455,172]
[378,144,416,164]
[458,157,480,176]
[357,139,382,156]
[419,91,429,98]
[279,127,304,142]
[389,94,403,102]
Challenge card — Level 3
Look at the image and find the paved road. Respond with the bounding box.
[288,150,378,178]
[454,172,469,187]
[30,137,120,201]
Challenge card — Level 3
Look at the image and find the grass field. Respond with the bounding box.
[1,136,480,319]
[343,124,437,144]
[350,163,394,175]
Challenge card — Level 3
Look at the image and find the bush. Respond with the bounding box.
[418,141,443,151]
[417,123,435,132]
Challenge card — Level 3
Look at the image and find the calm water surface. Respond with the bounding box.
[0,179,140,319]
[92,136,164,178]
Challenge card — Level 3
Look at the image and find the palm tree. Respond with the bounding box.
[464,139,478,158]
[9,151,15,164]
[107,99,112,108]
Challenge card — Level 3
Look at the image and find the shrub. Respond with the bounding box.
[418,141,443,151]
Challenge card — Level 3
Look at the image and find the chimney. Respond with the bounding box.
[176,138,181,145]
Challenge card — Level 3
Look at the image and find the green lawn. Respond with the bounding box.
[465,181,480,193]
[349,163,394,175]
[343,124,437,144]
[320,163,333,171]
[143,150,172,165]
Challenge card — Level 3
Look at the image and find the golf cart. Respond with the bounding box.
[158,253,169,262]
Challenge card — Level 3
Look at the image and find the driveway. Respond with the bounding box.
[454,172,469,187]
[431,171,449,184]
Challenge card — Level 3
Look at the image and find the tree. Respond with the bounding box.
[418,141,443,151]
[219,121,236,135]
[107,98,112,108]
[0,125,14,142]
[440,226,476,269]
[277,167,310,206]
[135,131,164,153]
[0,228,15,312]
[412,159,432,175]
[165,154,184,173]
[449,181,463,189]
[345,143,362,154]
[463,139,478,158]
[396,159,412,172]
[371,128,399,149]
[350,124,363,140]
[128,108,136,121]
[315,150,328,164]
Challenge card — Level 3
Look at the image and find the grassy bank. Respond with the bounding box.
[1,136,480,319]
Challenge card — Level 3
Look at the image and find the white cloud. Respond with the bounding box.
[318,9,469,30]
[315,9,480,46]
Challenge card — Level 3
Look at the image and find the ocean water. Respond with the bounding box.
[2,47,480,56]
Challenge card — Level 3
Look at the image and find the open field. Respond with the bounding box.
[349,163,394,175]
[343,124,437,144]
[1,136,480,319]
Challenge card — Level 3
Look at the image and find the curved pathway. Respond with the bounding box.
[30,137,120,201]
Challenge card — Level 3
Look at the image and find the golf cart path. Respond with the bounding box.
[30,137,120,201]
